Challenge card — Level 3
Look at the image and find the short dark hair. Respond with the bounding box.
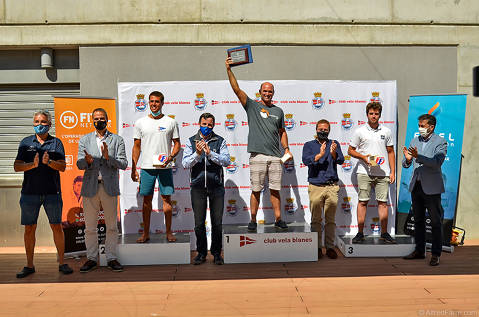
[149,91,164,102]
[418,113,436,127]
[316,119,330,130]
[366,102,382,115]
[73,175,83,184]
[92,108,108,121]
[199,112,215,125]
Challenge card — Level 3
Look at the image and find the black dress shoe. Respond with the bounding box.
[193,253,206,265]
[107,260,124,272]
[59,264,73,275]
[16,266,35,278]
[213,254,224,265]
[326,248,338,259]
[403,250,426,260]
[430,255,440,266]
[80,259,97,273]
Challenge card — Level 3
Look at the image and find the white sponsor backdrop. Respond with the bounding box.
[118,80,397,245]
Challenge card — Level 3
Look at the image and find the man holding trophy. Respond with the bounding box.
[225,54,292,231]
[348,102,396,244]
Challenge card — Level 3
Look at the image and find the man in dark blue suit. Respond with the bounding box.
[402,114,447,266]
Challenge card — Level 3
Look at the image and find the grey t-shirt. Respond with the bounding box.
[245,97,285,157]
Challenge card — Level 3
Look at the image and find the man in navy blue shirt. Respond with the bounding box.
[14,109,73,278]
[302,119,344,259]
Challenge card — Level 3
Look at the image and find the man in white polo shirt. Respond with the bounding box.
[348,102,396,244]
[131,91,181,243]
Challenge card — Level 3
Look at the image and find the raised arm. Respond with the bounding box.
[225,57,248,107]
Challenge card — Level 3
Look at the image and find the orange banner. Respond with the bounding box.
[54,97,116,253]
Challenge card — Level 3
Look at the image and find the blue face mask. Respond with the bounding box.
[200,126,213,136]
[150,109,162,117]
[34,124,50,135]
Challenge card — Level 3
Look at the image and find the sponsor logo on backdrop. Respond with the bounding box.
[168,114,176,120]
[226,199,238,216]
[312,92,325,110]
[255,92,262,102]
[211,100,219,105]
[194,93,207,111]
[358,120,366,126]
[59,111,79,129]
[341,113,353,130]
[240,235,256,247]
[370,217,380,234]
[225,114,237,131]
[135,94,147,112]
[242,121,248,126]
[226,156,238,174]
[171,200,179,217]
[285,197,297,215]
[123,123,132,128]
[329,99,336,104]
[341,196,352,212]
[342,155,353,172]
[283,159,295,173]
[285,114,296,131]
[182,122,190,127]
[370,91,382,104]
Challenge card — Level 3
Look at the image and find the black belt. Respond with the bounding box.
[313,181,337,186]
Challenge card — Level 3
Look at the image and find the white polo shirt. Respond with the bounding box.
[349,123,393,176]
[134,115,179,169]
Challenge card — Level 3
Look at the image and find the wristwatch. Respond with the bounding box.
[48,159,52,165]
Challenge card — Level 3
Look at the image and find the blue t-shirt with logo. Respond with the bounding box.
[16,134,65,194]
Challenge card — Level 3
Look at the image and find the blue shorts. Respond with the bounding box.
[139,169,174,196]
[20,194,63,225]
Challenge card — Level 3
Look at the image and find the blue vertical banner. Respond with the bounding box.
[397,94,467,245]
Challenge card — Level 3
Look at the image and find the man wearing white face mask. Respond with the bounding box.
[14,109,73,278]
[131,91,181,243]
[402,114,447,266]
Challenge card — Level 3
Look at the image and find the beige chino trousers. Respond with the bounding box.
[308,184,340,249]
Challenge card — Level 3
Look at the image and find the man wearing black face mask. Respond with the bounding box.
[182,113,230,265]
[302,119,344,259]
[77,108,128,273]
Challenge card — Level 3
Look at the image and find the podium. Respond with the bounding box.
[99,233,191,266]
[223,223,318,263]
[337,235,415,257]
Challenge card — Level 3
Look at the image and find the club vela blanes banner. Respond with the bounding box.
[397,94,467,246]
[54,97,117,254]
[118,80,397,247]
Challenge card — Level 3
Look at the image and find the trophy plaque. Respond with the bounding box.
[227,44,253,67]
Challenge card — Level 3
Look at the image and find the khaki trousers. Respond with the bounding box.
[308,184,339,249]
[83,183,118,262]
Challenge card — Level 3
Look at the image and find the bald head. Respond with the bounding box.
[260,82,274,92]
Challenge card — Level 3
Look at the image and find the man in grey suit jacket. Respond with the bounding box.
[402,114,447,266]
[77,108,128,272]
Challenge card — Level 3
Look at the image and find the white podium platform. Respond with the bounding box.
[223,223,318,264]
[99,233,191,266]
[337,235,415,257]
